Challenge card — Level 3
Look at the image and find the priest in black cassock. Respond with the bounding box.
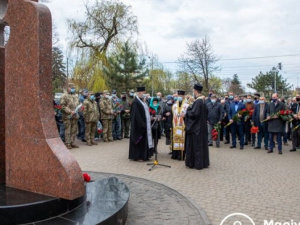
[129,86,154,161]
[185,83,210,170]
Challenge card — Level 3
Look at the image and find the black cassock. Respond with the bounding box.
[185,98,210,169]
[129,97,152,161]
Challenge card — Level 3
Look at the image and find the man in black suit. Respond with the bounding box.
[266,93,286,154]
[290,94,300,152]
[252,96,269,150]
[224,92,234,144]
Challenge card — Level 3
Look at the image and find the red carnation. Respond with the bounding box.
[83,173,91,182]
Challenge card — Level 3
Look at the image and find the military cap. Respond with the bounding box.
[67,83,75,88]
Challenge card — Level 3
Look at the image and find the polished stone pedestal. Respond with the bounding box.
[0,177,129,225]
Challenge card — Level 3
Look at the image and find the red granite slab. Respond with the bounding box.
[0,46,4,184]
[3,0,84,199]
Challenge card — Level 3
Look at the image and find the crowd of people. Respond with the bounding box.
[53,82,300,170]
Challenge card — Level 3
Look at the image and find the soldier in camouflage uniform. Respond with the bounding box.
[100,90,114,142]
[112,90,123,140]
[121,92,131,138]
[83,91,100,146]
[128,89,135,105]
[60,83,80,149]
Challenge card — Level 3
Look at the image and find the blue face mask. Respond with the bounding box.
[259,100,265,104]
[70,88,76,94]
[211,99,216,104]
[229,96,234,100]
[273,99,278,102]
[177,97,183,102]
[174,97,178,101]
[247,99,252,103]
[90,95,95,101]
[157,96,161,100]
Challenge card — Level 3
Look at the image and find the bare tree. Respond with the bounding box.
[68,0,138,56]
[178,36,220,93]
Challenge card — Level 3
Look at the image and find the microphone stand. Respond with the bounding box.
[147,106,171,171]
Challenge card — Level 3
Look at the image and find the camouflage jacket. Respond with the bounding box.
[100,97,113,120]
[60,92,79,120]
[82,99,100,123]
[121,100,131,119]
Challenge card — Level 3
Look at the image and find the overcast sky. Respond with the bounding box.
[46,0,300,92]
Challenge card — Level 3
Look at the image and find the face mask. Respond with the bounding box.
[254,97,257,101]
[70,88,76,94]
[174,97,178,101]
[167,100,173,105]
[129,93,134,97]
[90,95,95,101]
[225,97,228,100]
[153,103,158,106]
[143,94,147,98]
[112,94,116,97]
[259,100,265,104]
[243,99,247,103]
[229,96,233,100]
[211,99,216,104]
[246,99,252,103]
[157,96,161,100]
[178,97,183,102]
[273,99,277,102]
[296,98,300,102]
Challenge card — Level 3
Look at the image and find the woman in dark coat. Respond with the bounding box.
[162,96,174,145]
[149,98,162,154]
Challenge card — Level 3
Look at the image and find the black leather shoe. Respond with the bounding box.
[240,146,244,150]
[216,144,220,148]
[244,142,248,145]
[265,146,269,150]
[230,146,236,149]
[290,149,296,152]
[224,141,230,144]
[267,150,273,153]
[278,151,282,155]
[208,144,213,146]
[82,139,87,142]
[254,146,261,149]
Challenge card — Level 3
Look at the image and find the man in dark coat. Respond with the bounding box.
[266,93,286,154]
[185,83,209,170]
[207,94,223,148]
[252,96,269,150]
[129,87,154,161]
[289,94,300,152]
[228,95,246,150]
[224,92,234,144]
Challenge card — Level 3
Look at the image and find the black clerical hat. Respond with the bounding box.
[254,93,261,97]
[177,90,185,95]
[136,86,145,92]
[193,83,203,92]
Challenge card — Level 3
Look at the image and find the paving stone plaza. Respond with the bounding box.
[72,138,300,225]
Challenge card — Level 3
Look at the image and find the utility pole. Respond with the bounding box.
[274,62,282,93]
[151,54,154,96]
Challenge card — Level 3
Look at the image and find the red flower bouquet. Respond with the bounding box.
[250,126,259,134]
[83,173,91,182]
[225,109,249,127]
